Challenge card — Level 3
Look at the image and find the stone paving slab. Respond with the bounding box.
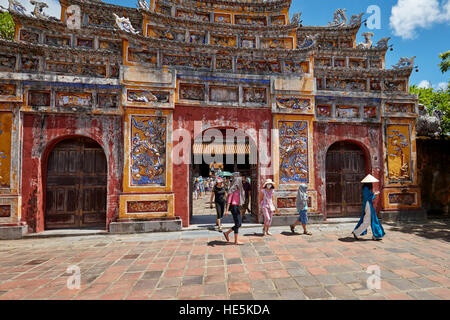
[0,221,449,300]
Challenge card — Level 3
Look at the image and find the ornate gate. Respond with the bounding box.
[326,141,366,217]
[45,137,107,229]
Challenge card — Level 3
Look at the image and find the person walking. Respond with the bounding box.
[290,183,312,235]
[352,174,385,241]
[240,175,251,221]
[193,178,200,200]
[210,177,227,232]
[261,179,277,236]
[223,176,245,245]
[198,176,204,198]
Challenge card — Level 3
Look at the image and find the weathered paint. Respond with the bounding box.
[314,122,384,217]
[21,114,123,233]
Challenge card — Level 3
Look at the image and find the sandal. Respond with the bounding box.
[224,232,229,242]
[218,227,222,232]
[303,231,312,236]
[290,224,295,233]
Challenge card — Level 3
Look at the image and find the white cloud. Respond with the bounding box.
[418,80,433,88]
[0,0,60,19]
[436,82,448,90]
[390,0,450,39]
[417,80,449,90]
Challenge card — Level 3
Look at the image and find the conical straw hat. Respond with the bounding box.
[361,174,379,183]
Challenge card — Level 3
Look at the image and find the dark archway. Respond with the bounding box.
[45,137,107,229]
[189,127,259,225]
[326,141,367,217]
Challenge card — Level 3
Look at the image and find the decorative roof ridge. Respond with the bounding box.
[60,0,139,13]
[0,38,119,57]
[124,31,313,57]
[315,66,414,77]
[157,0,292,7]
[143,11,297,33]
[317,47,389,53]
[297,23,361,33]
[9,10,122,37]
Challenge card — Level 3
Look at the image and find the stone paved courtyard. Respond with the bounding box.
[0,220,449,300]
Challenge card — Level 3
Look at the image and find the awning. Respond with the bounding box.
[193,143,250,155]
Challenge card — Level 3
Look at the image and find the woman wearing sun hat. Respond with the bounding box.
[352,174,385,240]
[261,179,277,236]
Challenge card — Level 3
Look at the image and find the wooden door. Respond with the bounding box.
[326,142,366,217]
[45,137,107,229]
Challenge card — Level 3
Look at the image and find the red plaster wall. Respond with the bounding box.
[21,114,123,233]
[173,105,272,227]
[313,122,384,218]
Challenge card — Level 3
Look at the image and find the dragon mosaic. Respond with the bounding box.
[279,121,309,184]
[387,126,411,180]
[130,116,166,186]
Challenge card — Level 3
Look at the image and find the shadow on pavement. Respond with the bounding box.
[280,231,300,237]
[383,219,450,242]
[243,232,264,237]
[207,240,230,247]
[338,236,372,242]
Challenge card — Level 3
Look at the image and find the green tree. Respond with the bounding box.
[439,51,450,74]
[0,11,15,40]
[410,84,450,135]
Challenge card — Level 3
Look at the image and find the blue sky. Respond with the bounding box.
[2,0,448,89]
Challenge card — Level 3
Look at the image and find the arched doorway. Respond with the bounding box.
[189,128,259,225]
[45,137,107,229]
[326,141,367,217]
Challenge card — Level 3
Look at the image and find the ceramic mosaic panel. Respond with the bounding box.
[243,88,266,104]
[271,15,286,25]
[0,84,16,96]
[387,124,411,181]
[214,14,231,24]
[0,112,12,188]
[97,93,119,108]
[20,30,39,43]
[127,200,169,213]
[388,192,417,205]
[364,106,377,119]
[276,97,312,112]
[336,106,360,118]
[0,55,16,72]
[130,115,166,186]
[128,49,157,66]
[28,91,50,106]
[278,120,309,184]
[179,84,205,101]
[0,205,11,217]
[386,103,415,114]
[56,92,92,107]
[235,15,266,26]
[317,105,331,117]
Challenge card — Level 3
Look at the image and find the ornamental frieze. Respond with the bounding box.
[0,55,16,72]
[276,98,311,112]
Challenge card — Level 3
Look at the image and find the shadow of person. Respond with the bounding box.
[207,240,230,247]
[243,232,265,237]
[280,231,299,236]
[338,236,371,242]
